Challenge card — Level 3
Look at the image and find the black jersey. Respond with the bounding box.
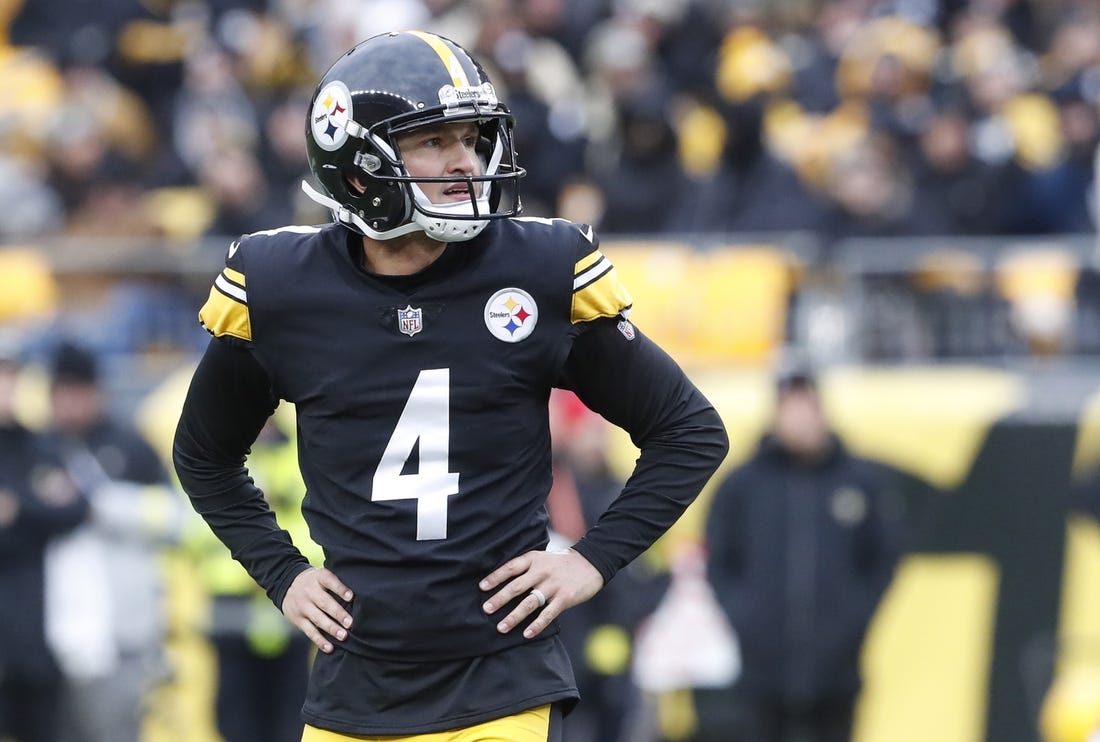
[177,217,729,734]
[197,218,631,661]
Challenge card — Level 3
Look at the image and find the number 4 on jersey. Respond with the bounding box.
[372,368,460,540]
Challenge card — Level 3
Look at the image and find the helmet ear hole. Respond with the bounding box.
[345,173,367,194]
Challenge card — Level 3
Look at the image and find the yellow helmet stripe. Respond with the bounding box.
[407,30,470,88]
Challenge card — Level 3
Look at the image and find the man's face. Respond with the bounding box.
[772,386,830,459]
[395,121,484,204]
[50,382,102,434]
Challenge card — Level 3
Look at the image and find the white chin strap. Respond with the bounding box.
[301,181,421,240]
[301,181,490,243]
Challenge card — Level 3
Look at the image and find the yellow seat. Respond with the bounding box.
[144,187,216,240]
[0,247,59,322]
[692,244,796,365]
[994,246,1079,354]
[995,246,1078,305]
[601,241,699,365]
[0,43,63,157]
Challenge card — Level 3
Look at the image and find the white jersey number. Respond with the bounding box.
[371,368,460,540]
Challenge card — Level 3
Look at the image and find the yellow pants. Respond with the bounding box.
[301,704,551,742]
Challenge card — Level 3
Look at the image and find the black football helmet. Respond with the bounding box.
[302,30,524,242]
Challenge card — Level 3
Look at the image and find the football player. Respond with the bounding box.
[173,30,729,742]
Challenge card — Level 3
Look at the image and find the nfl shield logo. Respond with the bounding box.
[398,305,423,337]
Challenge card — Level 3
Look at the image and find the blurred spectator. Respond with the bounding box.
[1000,90,1099,234]
[950,18,1030,130]
[185,413,321,742]
[907,107,1003,235]
[1,0,1096,242]
[0,332,88,742]
[593,94,684,234]
[695,358,905,742]
[302,0,430,65]
[474,9,590,217]
[788,0,863,114]
[44,339,186,742]
[645,0,725,97]
[8,0,131,69]
[257,91,321,225]
[516,0,611,66]
[668,98,829,234]
[40,65,160,237]
[0,155,64,239]
[819,133,924,244]
[582,14,676,171]
[198,144,287,237]
[171,41,260,178]
[102,3,194,138]
[834,15,940,140]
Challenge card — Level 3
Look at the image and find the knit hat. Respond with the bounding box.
[50,340,99,385]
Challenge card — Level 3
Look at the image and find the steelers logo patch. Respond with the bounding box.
[310,80,352,152]
[484,288,538,343]
[830,486,868,526]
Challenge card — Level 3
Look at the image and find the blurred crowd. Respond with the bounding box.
[3,2,1100,741]
[0,0,1097,248]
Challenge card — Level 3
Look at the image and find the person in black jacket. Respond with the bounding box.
[696,361,904,742]
[0,336,88,742]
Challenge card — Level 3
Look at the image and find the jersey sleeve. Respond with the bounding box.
[557,319,729,584]
[569,224,633,324]
[198,237,253,343]
[173,338,310,609]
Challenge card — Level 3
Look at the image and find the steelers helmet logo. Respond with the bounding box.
[311,81,352,152]
[484,288,538,343]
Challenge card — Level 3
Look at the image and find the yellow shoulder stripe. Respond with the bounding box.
[571,252,633,324]
[199,278,252,341]
[575,249,603,275]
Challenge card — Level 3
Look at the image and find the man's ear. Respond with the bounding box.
[346,173,368,194]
